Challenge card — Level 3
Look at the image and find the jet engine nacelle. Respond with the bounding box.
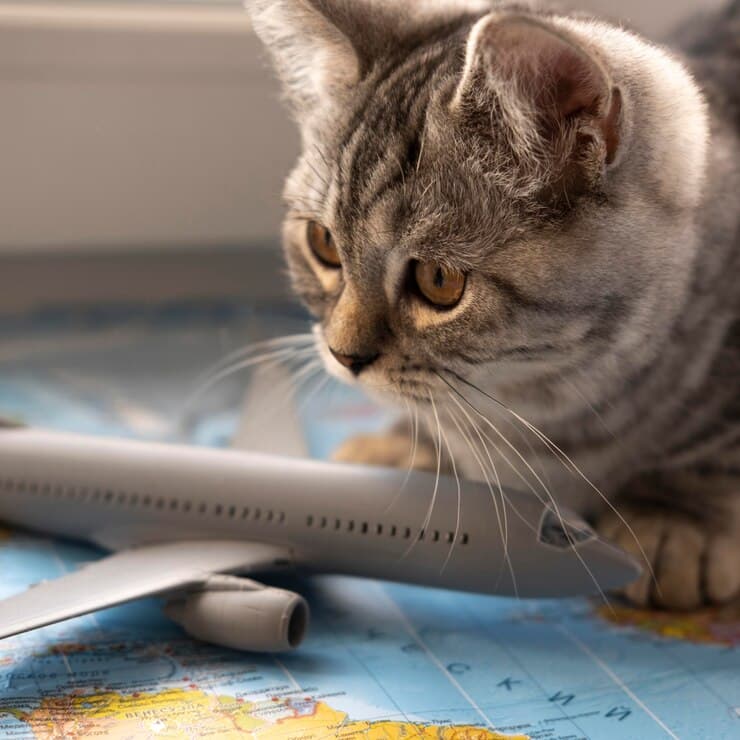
[164,577,309,653]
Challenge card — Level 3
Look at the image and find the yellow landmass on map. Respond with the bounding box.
[598,602,740,647]
[6,688,528,740]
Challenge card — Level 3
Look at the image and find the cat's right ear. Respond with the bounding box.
[451,12,623,185]
[246,1,366,128]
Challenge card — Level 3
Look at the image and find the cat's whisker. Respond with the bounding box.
[382,400,420,516]
[400,391,443,561]
[477,413,613,612]
[438,410,461,574]
[198,345,316,399]
[281,357,325,405]
[180,345,317,426]
[440,375,614,611]
[230,357,323,438]
[499,409,655,596]
[571,364,621,416]
[394,153,407,188]
[439,373,551,504]
[195,333,315,388]
[445,401,518,596]
[556,370,619,444]
[415,127,427,175]
[445,369,657,592]
[492,404,554,494]
[445,392,517,597]
[407,401,420,484]
[295,367,332,415]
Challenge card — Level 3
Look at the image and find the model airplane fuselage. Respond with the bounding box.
[0,426,640,652]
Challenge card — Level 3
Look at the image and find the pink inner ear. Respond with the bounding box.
[482,17,609,123]
[550,46,605,119]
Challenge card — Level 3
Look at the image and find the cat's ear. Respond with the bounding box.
[247,1,384,123]
[452,13,622,172]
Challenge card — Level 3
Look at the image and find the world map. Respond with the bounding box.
[0,301,738,739]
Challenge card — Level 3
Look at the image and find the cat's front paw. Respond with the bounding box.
[332,433,437,472]
[598,505,740,610]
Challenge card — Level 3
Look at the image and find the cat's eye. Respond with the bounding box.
[413,261,467,308]
[307,221,341,268]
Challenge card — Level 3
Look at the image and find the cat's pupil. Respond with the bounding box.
[434,268,445,288]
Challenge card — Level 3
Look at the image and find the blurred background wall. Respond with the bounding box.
[0,1,726,308]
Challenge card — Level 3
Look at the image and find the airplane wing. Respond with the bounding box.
[0,540,291,640]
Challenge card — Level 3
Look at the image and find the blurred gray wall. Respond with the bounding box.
[0,1,726,254]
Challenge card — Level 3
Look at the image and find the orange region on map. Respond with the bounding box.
[598,602,740,647]
[3,688,529,740]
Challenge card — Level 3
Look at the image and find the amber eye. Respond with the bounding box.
[306,221,341,268]
[413,261,467,308]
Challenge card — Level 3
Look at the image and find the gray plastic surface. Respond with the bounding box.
[165,581,309,653]
[0,427,641,649]
[0,541,288,641]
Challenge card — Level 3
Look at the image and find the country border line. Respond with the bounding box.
[375,583,497,730]
[556,625,680,740]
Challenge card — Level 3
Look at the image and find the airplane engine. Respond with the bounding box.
[164,577,309,653]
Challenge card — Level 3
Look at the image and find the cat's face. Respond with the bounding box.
[248,0,706,411]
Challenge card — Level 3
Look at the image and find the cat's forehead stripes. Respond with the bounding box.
[341,61,442,207]
[330,33,470,251]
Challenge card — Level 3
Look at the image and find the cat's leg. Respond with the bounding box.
[598,464,740,609]
[332,420,443,472]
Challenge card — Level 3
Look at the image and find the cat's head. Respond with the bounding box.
[247,0,707,411]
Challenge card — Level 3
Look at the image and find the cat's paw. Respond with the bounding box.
[332,433,437,472]
[598,505,740,610]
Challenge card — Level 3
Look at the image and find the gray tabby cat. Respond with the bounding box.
[246,0,740,610]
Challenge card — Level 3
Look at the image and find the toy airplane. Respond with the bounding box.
[0,424,640,652]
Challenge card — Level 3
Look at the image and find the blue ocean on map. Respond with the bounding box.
[0,302,737,739]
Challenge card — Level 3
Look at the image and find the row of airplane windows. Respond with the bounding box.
[305,514,469,545]
[5,478,470,545]
[3,478,284,525]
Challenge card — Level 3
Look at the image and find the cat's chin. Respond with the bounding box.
[357,375,440,408]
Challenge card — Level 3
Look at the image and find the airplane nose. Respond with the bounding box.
[329,349,380,376]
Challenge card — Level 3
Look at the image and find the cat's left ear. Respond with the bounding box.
[452,13,623,174]
[246,1,388,129]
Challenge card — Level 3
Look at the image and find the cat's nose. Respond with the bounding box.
[329,348,380,376]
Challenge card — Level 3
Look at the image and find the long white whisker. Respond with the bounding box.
[400,392,442,561]
[382,400,419,516]
[495,406,554,493]
[557,371,619,444]
[232,357,323,442]
[502,405,655,593]
[438,410,461,574]
[187,345,316,408]
[446,394,518,597]
[197,333,315,385]
[295,369,331,415]
[177,345,317,437]
[441,376,613,611]
[448,371,656,592]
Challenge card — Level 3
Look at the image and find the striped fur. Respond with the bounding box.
[247,1,740,609]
